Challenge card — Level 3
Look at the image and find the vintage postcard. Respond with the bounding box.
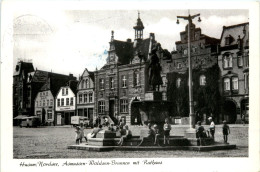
[1,1,259,172]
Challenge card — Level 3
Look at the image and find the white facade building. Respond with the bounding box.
[55,86,76,125]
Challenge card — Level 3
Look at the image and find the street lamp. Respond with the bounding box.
[176,13,201,129]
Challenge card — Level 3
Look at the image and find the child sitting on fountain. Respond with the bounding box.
[163,118,171,145]
[117,125,132,146]
[153,124,161,145]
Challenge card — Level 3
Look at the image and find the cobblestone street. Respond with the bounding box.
[13,125,248,158]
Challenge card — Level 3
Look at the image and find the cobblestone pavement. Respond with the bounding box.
[13,125,248,158]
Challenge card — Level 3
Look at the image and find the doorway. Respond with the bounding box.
[109,100,115,122]
[223,100,237,123]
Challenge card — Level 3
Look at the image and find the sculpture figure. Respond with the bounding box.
[148,44,163,91]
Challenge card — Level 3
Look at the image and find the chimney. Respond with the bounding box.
[149,33,155,40]
[127,38,132,43]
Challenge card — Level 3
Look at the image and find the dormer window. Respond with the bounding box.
[225,35,234,45]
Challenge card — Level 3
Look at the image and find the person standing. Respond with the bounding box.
[222,120,230,143]
[208,117,215,140]
[163,118,171,145]
[79,123,87,143]
[75,126,81,145]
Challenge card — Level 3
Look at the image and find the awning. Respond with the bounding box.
[13,115,29,119]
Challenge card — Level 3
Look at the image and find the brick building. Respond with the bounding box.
[161,22,221,124]
[218,22,249,123]
[94,14,168,125]
[13,61,34,120]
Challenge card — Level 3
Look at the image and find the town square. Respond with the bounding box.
[1,2,260,172]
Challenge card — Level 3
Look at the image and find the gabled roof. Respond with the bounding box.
[133,38,152,62]
[220,22,249,47]
[113,40,134,65]
[39,72,77,97]
[66,80,79,94]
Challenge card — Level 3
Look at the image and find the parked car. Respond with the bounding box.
[71,116,93,128]
[20,116,40,128]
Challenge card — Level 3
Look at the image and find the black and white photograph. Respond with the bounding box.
[1,1,259,172]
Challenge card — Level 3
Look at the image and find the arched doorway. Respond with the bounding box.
[130,97,141,125]
[223,100,237,123]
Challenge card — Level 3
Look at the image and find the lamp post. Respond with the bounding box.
[176,13,201,129]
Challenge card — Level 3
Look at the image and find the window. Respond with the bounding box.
[225,35,233,45]
[244,73,249,90]
[183,49,188,56]
[66,98,69,105]
[223,54,233,68]
[43,100,45,106]
[177,62,182,69]
[237,55,243,67]
[46,92,48,96]
[50,99,53,106]
[224,78,230,91]
[47,100,49,106]
[66,88,68,95]
[86,79,89,88]
[232,77,238,90]
[99,78,104,90]
[98,101,105,113]
[176,78,181,88]
[110,77,114,89]
[79,94,82,103]
[84,93,88,103]
[47,110,52,119]
[120,99,128,113]
[89,92,93,103]
[122,75,127,88]
[36,101,38,107]
[200,75,206,86]
[70,97,73,106]
[57,99,60,107]
[62,88,64,95]
[133,72,140,86]
[162,76,167,87]
[61,98,64,106]
[81,80,84,89]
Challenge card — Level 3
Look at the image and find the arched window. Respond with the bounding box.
[176,78,181,88]
[200,75,206,86]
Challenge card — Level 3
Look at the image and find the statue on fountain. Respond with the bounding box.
[148,43,163,91]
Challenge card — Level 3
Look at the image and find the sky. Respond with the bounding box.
[13,9,249,79]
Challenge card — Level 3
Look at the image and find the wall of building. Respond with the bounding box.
[34,90,55,125]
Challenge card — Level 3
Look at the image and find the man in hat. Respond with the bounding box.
[208,117,215,140]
